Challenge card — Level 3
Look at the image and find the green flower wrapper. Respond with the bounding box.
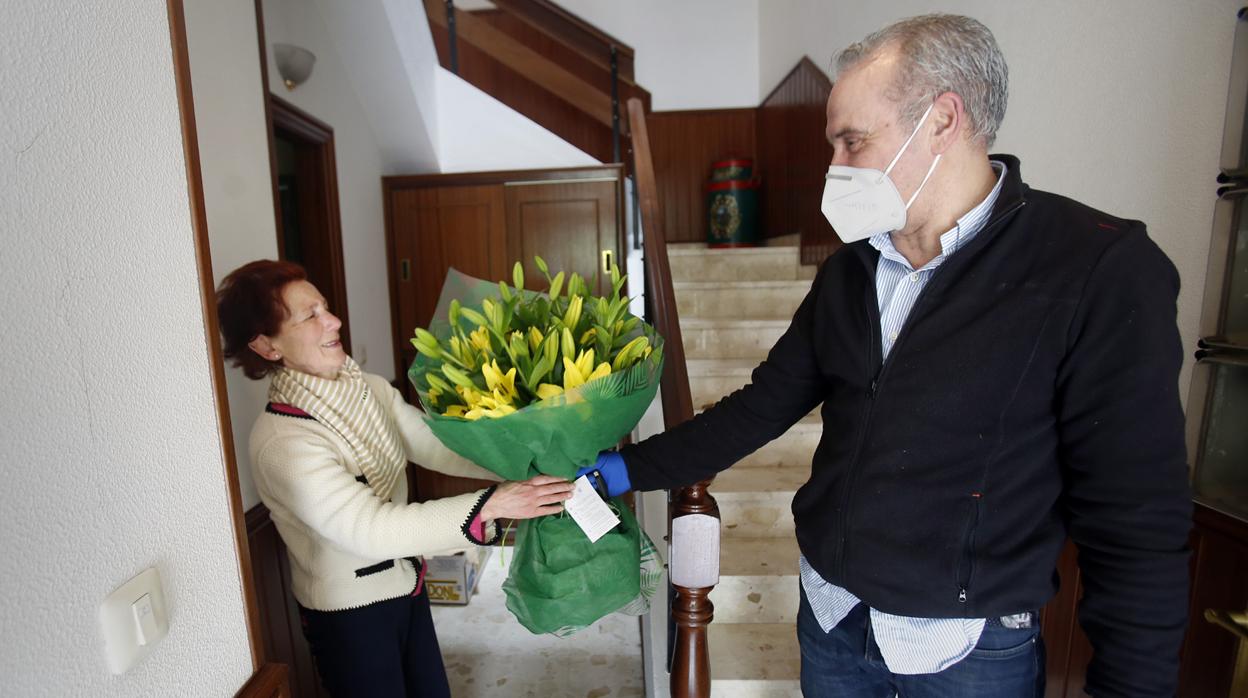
[408,268,665,635]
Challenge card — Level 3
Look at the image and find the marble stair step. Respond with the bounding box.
[675,280,811,321]
[681,318,790,360]
[719,536,801,577]
[708,622,801,682]
[669,245,803,283]
[712,537,802,625]
[710,680,802,698]
[711,574,800,625]
[714,490,796,538]
[711,465,809,495]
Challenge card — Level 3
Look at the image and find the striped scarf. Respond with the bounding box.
[269,357,405,501]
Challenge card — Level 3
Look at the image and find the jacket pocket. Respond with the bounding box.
[955,494,981,603]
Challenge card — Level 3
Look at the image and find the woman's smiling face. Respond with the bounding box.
[264,280,346,379]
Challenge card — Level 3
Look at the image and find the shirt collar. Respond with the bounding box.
[869,160,1008,272]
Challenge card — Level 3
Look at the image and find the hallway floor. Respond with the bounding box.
[431,546,646,697]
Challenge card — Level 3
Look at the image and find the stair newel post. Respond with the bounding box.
[670,480,720,698]
[444,0,458,74]
[627,97,721,698]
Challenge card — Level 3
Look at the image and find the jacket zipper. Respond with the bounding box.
[956,495,982,603]
[832,199,1027,590]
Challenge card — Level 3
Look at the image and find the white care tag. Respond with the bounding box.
[565,475,621,543]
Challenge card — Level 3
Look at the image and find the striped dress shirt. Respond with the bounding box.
[798,161,1008,675]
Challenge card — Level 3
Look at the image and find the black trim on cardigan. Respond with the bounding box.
[462,485,501,545]
[266,402,316,420]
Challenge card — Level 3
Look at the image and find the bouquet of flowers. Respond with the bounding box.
[408,258,664,635]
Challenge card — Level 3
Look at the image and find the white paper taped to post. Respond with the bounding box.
[670,513,720,588]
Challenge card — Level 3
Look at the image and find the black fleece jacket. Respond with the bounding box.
[622,155,1192,697]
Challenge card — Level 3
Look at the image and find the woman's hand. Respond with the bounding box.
[479,475,575,522]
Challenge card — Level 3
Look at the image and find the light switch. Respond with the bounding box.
[100,567,169,674]
[131,593,157,645]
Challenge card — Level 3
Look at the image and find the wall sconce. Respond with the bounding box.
[273,43,316,91]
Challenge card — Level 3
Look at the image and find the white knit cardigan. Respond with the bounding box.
[249,371,501,611]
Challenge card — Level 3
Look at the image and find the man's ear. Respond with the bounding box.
[930,91,965,154]
[248,335,280,362]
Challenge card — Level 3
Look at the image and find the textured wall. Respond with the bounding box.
[0,0,253,694]
[758,0,1243,405]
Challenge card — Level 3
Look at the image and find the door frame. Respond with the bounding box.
[267,95,353,354]
[165,0,281,691]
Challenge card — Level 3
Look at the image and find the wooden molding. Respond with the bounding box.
[383,164,624,191]
[236,663,291,698]
[424,0,614,127]
[486,0,636,80]
[164,0,265,670]
[268,94,353,356]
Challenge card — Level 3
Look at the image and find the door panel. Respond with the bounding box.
[505,180,619,295]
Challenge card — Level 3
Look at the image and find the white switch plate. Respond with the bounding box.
[99,567,169,674]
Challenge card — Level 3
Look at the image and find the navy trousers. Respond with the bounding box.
[299,586,452,698]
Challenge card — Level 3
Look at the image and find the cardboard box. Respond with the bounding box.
[425,546,491,605]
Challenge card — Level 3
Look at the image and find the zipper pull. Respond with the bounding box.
[868,378,878,398]
[958,588,967,603]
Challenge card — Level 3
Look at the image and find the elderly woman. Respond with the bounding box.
[217,260,572,697]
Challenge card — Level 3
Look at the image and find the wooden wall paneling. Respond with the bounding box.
[485,0,636,82]
[504,178,622,295]
[757,57,837,262]
[646,109,757,243]
[236,663,292,698]
[246,506,327,698]
[1180,505,1248,697]
[470,9,651,119]
[430,25,613,162]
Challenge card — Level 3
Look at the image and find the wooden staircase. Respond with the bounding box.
[671,244,817,697]
[423,0,650,164]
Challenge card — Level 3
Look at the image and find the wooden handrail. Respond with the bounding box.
[488,0,635,81]
[424,0,614,128]
[627,97,720,698]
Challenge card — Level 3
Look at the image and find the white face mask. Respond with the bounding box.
[821,103,942,243]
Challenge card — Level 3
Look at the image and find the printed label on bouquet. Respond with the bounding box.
[566,476,621,543]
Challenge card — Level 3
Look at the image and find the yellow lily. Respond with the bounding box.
[469,325,492,354]
[443,404,467,418]
[536,383,564,400]
[562,348,596,391]
[587,362,611,383]
[579,327,596,346]
[563,294,583,330]
[481,360,518,401]
[528,326,544,353]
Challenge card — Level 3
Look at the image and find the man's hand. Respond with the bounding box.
[575,451,632,497]
[479,475,574,522]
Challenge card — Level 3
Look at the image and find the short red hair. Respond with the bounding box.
[216,259,307,380]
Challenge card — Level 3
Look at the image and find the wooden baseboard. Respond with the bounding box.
[237,663,290,697]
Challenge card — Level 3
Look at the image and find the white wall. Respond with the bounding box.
[0,0,252,693]
[553,0,762,110]
[262,0,398,388]
[759,0,1240,403]
[435,68,600,172]
[186,0,280,511]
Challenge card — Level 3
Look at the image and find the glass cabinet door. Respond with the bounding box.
[1193,359,1248,521]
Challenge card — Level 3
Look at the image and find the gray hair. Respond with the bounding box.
[835,14,1009,148]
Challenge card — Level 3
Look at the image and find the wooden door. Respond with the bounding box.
[390,184,509,376]
[270,97,351,354]
[388,184,508,502]
[504,179,620,295]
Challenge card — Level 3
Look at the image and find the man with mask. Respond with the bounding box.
[583,13,1191,698]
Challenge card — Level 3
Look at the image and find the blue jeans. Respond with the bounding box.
[797,587,1044,697]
